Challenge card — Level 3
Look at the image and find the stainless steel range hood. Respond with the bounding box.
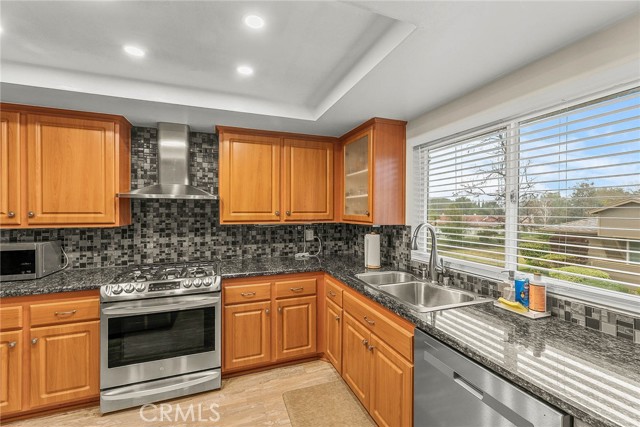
[118,123,217,200]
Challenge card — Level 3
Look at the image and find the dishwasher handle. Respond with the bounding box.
[424,348,483,400]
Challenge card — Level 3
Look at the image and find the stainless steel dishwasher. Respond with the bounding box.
[414,328,570,427]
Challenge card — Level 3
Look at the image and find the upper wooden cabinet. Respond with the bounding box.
[0,111,21,227]
[217,126,336,224]
[0,104,131,228]
[338,118,406,225]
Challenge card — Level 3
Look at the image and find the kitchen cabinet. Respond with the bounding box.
[0,111,22,227]
[0,330,22,417]
[341,287,414,427]
[324,298,342,373]
[0,104,131,229]
[29,321,100,408]
[0,290,100,421]
[217,126,336,224]
[339,118,406,225]
[222,273,320,373]
[223,301,272,370]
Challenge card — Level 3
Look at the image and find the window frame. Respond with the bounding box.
[412,84,640,315]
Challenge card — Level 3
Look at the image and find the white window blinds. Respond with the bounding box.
[414,87,640,295]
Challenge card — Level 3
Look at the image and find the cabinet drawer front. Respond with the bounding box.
[275,278,317,298]
[224,283,272,304]
[0,306,23,331]
[324,277,343,307]
[343,292,413,362]
[30,298,99,327]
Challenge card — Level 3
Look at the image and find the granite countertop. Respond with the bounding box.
[1,255,638,427]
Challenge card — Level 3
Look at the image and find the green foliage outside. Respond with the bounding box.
[549,266,639,294]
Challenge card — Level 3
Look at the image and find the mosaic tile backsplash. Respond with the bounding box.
[0,127,411,270]
[1,126,637,343]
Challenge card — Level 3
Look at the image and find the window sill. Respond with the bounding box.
[412,251,640,317]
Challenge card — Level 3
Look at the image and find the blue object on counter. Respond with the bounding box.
[515,276,530,308]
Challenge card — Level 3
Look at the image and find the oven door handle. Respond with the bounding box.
[102,297,219,317]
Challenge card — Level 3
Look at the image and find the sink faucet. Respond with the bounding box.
[411,222,441,284]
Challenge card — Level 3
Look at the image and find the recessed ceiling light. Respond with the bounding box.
[243,15,264,29]
[123,45,145,57]
[237,65,254,76]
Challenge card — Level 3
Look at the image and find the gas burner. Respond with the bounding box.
[189,267,209,278]
[159,267,183,280]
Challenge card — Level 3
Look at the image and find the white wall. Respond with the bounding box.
[405,13,640,226]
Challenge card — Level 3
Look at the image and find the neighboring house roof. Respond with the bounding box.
[540,217,598,235]
[588,198,640,215]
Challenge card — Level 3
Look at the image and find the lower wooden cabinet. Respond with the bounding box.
[0,290,100,420]
[222,273,320,373]
[0,330,22,417]
[324,298,343,373]
[342,311,371,406]
[275,296,316,360]
[29,321,100,408]
[223,301,271,370]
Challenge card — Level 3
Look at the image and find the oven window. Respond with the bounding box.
[108,307,215,368]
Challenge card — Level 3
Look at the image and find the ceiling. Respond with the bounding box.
[1,1,638,136]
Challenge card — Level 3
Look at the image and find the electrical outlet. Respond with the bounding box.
[304,229,314,241]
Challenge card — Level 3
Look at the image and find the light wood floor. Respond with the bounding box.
[8,360,344,427]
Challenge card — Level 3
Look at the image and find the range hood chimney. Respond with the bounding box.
[118,123,217,200]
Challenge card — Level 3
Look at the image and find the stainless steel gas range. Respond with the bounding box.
[99,262,221,413]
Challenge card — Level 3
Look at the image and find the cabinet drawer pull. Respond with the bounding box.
[8,341,17,348]
[7,211,15,218]
[362,339,368,346]
[290,287,304,293]
[55,310,77,317]
[328,290,336,297]
[364,316,375,325]
[31,338,39,345]
[240,292,256,297]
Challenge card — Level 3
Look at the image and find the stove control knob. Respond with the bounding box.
[203,277,212,287]
[135,283,146,292]
[183,280,192,288]
[124,283,135,293]
[111,284,123,295]
[193,278,202,288]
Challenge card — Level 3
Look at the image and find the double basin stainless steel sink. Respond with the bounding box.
[355,271,491,313]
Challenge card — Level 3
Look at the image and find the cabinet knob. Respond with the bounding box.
[28,211,35,218]
[275,211,280,216]
[365,210,370,217]
[8,341,17,348]
[265,308,270,315]
[368,345,375,352]
[7,211,15,218]
[286,211,291,216]
[335,315,340,321]
[362,339,368,346]
[31,338,39,345]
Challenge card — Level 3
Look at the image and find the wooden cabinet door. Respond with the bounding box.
[219,132,281,223]
[29,321,99,408]
[369,335,413,427]
[283,138,333,221]
[0,111,21,226]
[275,296,317,360]
[342,312,371,409]
[0,330,22,416]
[342,128,373,223]
[223,301,271,370]
[325,298,342,373]
[26,114,117,225]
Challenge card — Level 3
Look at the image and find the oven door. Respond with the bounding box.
[100,293,220,390]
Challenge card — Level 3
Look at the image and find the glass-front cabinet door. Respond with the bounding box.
[343,129,372,222]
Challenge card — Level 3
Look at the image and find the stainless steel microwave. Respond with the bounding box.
[0,242,64,281]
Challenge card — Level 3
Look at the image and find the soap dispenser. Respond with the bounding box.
[501,270,516,302]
